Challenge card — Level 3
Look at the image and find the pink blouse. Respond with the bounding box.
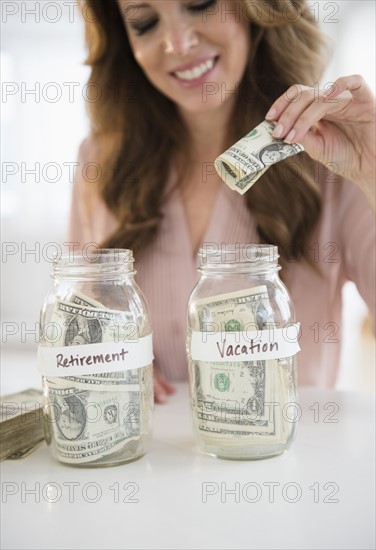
[68,138,375,388]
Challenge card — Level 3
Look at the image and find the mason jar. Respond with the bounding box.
[187,244,299,460]
[38,249,153,467]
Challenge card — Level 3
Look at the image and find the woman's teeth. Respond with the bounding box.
[174,58,215,81]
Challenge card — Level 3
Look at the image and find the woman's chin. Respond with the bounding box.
[177,97,234,117]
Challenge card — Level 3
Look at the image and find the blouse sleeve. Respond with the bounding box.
[338,178,376,331]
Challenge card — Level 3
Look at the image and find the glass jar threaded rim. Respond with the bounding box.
[52,248,135,280]
[198,243,280,274]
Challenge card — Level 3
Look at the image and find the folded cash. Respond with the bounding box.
[189,286,291,448]
[41,290,151,465]
[0,388,44,461]
[215,120,304,194]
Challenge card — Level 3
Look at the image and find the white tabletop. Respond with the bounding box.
[1,366,375,550]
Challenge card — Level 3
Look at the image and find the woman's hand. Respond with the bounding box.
[266,75,375,210]
[154,367,176,404]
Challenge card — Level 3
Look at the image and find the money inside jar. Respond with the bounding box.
[214,120,304,194]
[187,245,300,460]
[38,250,154,467]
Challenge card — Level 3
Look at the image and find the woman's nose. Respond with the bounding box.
[163,19,199,56]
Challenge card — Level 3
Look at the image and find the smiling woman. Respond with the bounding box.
[69,0,375,401]
[77,0,326,256]
[118,0,250,116]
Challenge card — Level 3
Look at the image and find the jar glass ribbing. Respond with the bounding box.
[38,249,153,467]
[187,244,298,460]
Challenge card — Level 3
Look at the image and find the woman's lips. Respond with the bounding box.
[170,56,219,86]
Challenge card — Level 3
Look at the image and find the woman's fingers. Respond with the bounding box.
[263,75,375,188]
[323,74,366,100]
[267,85,324,141]
[265,76,370,144]
[154,376,168,403]
[158,376,176,394]
[265,84,311,125]
[283,92,352,144]
[153,369,176,404]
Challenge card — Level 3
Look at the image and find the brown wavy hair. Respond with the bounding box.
[80,0,329,268]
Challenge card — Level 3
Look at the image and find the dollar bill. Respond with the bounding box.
[215,120,304,194]
[44,292,142,392]
[63,288,107,309]
[193,360,276,430]
[192,285,274,331]
[46,372,140,392]
[45,384,141,464]
[47,299,135,348]
[64,289,146,331]
[40,289,152,465]
[189,286,290,444]
[43,297,142,390]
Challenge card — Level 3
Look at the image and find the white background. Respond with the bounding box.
[1,0,375,390]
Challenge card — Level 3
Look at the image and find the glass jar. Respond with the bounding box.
[187,244,299,460]
[38,249,153,467]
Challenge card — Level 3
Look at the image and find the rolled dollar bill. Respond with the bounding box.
[214,120,304,194]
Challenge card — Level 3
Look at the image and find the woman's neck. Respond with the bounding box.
[179,102,236,162]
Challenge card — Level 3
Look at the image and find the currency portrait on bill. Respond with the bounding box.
[54,393,86,441]
[257,141,298,166]
[64,315,102,346]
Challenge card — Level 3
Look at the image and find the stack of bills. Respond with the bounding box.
[0,389,44,460]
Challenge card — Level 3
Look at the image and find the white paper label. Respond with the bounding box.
[38,334,153,377]
[190,324,300,362]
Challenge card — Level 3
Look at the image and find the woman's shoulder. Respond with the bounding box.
[77,132,123,179]
[77,134,100,163]
[73,135,102,201]
[70,134,118,244]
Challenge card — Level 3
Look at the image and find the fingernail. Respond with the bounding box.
[265,108,276,120]
[323,85,334,97]
[284,129,296,144]
[156,393,166,403]
[272,123,284,138]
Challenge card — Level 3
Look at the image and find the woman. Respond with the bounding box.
[69,0,375,402]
